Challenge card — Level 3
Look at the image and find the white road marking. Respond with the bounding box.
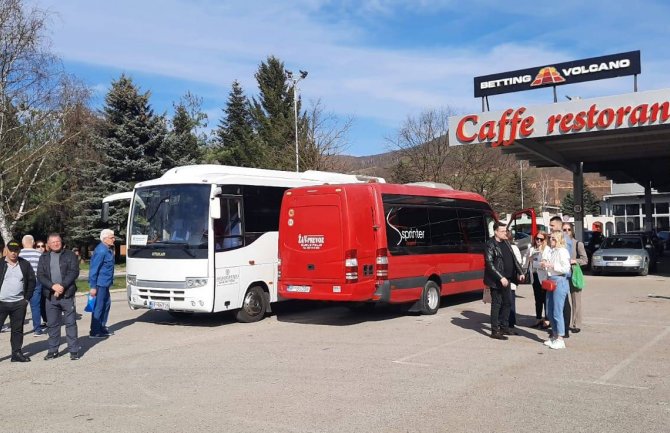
[392,335,475,366]
[599,326,670,383]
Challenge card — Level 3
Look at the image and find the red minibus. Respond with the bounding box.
[278,183,534,314]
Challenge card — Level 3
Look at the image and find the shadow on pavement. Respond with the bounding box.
[451,310,545,342]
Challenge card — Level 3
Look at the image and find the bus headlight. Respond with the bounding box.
[186,278,208,288]
[127,275,137,285]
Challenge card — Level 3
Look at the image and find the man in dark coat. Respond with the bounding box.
[484,222,524,340]
[37,233,81,360]
[0,240,36,362]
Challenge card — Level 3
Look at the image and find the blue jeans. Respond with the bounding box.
[546,276,570,337]
[90,286,112,335]
[30,281,43,331]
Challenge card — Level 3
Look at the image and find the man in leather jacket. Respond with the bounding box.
[484,222,524,340]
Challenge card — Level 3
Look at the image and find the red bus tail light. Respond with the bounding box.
[277,257,282,280]
[375,248,388,279]
[345,249,358,282]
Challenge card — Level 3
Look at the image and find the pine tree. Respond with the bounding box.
[213,80,262,167]
[560,186,601,216]
[70,75,166,244]
[161,92,206,170]
[251,56,298,170]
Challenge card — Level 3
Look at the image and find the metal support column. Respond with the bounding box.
[573,162,584,241]
[644,181,653,231]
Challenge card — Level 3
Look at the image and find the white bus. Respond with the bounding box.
[103,165,384,322]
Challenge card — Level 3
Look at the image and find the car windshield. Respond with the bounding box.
[601,237,642,249]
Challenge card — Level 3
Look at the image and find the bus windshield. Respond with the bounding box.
[129,184,211,256]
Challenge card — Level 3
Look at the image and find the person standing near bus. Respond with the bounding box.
[562,222,588,333]
[484,222,525,340]
[542,230,571,349]
[0,240,36,362]
[38,233,81,360]
[526,231,549,328]
[549,216,571,338]
[19,235,45,336]
[89,229,116,338]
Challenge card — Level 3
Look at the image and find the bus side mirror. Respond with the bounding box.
[102,203,109,223]
[210,198,221,219]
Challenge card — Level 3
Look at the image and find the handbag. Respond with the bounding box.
[84,294,96,313]
[482,288,492,304]
[571,264,585,291]
[541,279,557,291]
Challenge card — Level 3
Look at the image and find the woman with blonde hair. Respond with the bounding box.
[525,231,549,328]
[541,230,571,349]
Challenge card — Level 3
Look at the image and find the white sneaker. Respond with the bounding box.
[549,339,566,350]
[543,338,554,346]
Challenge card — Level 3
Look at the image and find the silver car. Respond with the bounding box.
[591,235,651,276]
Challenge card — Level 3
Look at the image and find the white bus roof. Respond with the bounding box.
[134,164,385,189]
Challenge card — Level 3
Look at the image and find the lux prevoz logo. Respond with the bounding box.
[298,234,325,250]
[531,66,565,86]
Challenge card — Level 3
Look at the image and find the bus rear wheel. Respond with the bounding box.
[421,281,441,315]
[236,286,268,323]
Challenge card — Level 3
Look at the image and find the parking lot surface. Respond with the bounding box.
[2,266,669,433]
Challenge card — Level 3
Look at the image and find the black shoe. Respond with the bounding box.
[102,328,115,336]
[564,333,570,338]
[70,352,79,361]
[571,327,581,333]
[502,328,519,336]
[89,333,108,339]
[11,352,31,362]
[44,352,60,360]
[490,331,508,340]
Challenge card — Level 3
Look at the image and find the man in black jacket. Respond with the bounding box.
[484,222,524,340]
[0,240,36,362]
[37,233,81,360]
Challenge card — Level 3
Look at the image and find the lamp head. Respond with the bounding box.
[299,70,308,79]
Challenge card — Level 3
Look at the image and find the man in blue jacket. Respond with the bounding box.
[89,229,116,338]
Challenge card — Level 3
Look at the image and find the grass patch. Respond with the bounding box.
[77,276,126,292]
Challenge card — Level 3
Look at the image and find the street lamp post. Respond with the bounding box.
[285,69,308,172]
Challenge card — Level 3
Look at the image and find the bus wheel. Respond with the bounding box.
[236,286,268,323]
[421,281,441,315]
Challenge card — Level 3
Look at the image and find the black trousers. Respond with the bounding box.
[490,285,511,331]
[0,299,28,354]
[532,273,546,320]
[563,291,571,336]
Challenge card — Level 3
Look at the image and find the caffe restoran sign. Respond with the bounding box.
[448,88,670,147]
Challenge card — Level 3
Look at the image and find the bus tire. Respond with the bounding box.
[420,281,441,315]
[236,286,268,323]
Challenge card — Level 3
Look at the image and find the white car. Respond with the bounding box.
[591,235,651,276]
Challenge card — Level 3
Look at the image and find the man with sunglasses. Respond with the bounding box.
[19,235,47,336]
[484,222,525,340]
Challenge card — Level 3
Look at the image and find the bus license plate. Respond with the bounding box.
[148,301,170,310]
[287,285,311,293]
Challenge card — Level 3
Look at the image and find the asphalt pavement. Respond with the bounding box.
[2,259,669,433]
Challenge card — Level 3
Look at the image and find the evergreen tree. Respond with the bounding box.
[213,80,262,167]
[560,186,602,216]
[251,56,299,170]
[161,92,206,170]
[70,74,166,244]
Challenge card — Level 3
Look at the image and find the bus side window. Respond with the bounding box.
[215,197,243,251]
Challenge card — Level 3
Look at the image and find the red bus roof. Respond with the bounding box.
[285,182,489,204]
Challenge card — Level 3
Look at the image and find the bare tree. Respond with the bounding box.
[386,108,453,183]
[0,0,86,243]
[301,99,352,172]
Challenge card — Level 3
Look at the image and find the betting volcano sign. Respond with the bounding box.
[474,51,641,98]
[448,88,670,146]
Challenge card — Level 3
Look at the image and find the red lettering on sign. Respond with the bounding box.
[597,108,615,128]
[559,113,574,133]
[587,104,599,128]
[547,114,561,134]
[572,111,587,132]
[456,115,479,142]
[478,121,497,143]
[520,116,534,137]
[649,102,670,122]
[615,106,632,127]
[629,104,648,125]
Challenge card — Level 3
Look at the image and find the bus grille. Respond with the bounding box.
[137,288,186,302]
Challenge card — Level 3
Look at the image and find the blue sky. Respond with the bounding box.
[33,0,670,156]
